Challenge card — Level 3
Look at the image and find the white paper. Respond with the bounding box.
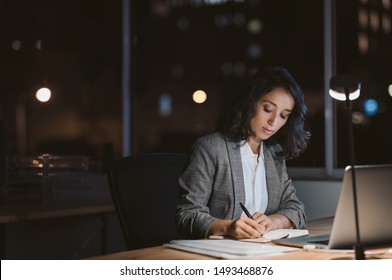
[165,239,298,259]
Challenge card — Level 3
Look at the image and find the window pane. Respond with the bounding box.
[336,0,392,167]
[133,0,325,167]
[1,0,122,168]
[1,0,326,169]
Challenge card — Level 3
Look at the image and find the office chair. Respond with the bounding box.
[108,153,187,250]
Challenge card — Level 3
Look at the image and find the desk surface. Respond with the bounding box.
[90,217,392,260]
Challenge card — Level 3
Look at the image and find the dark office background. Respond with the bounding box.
[1,0,392,260]
[1,0,392,169]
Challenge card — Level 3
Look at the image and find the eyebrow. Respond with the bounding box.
[263,100,293,112]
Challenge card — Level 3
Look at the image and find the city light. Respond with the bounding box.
[36,87,51,102]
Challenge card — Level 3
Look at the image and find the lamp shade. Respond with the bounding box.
[329,75,361,101]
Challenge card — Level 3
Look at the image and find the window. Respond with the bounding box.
[1,0,122,168]
[132,0,325,168]
[335,0,392,167]
[4,1,387,177]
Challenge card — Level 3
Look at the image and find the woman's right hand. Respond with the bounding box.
[208,217,263,239]
[227,216,264,238]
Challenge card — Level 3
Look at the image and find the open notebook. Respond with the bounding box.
[273,165,392,249]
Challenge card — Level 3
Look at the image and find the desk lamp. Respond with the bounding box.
[329,75,365,260]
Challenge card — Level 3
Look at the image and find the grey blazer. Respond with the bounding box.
[176,132,306,238]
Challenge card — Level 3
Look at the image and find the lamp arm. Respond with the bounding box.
[344,90,365,260]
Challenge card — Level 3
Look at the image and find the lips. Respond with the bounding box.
[263,127,274,135]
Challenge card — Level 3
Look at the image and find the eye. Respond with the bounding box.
[263,106,273,113]
[280,113,290,120]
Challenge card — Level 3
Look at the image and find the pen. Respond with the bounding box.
[239,202,254,220]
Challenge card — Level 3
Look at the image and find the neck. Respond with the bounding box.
[247,137,262,155]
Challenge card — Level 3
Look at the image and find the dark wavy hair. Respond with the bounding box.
[217,66,310,159]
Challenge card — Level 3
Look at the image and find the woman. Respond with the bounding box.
[176,66,310,239]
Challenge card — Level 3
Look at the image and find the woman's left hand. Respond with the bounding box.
[252,213,275,234]
[252,213,293,233]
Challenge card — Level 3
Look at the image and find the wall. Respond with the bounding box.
[294,180,342,221]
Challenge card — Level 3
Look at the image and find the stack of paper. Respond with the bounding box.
[165,239,298,259]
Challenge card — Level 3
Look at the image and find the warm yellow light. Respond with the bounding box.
[247,18,263,34]
[192,90,207,104]
[36,87,51,102]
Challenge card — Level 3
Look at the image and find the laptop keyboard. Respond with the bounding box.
[308,239,329,245]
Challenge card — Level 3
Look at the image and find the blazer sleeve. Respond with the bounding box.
[175,136,219,238]
[266,144,307,229]
[274,161,307,229]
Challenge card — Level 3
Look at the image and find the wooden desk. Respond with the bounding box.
[91,217,391,260]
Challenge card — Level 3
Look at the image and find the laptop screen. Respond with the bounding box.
[273,164,392,249]
[328,164,392,249]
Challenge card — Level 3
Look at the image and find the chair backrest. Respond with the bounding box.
[108,153,187,250]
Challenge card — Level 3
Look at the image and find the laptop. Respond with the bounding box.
[273,164,392,249]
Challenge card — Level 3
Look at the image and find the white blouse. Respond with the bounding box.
[240,141,268,216]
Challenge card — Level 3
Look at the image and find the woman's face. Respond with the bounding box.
[249,87,294,143]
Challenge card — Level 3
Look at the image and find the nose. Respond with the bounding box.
[267,113,278,126]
